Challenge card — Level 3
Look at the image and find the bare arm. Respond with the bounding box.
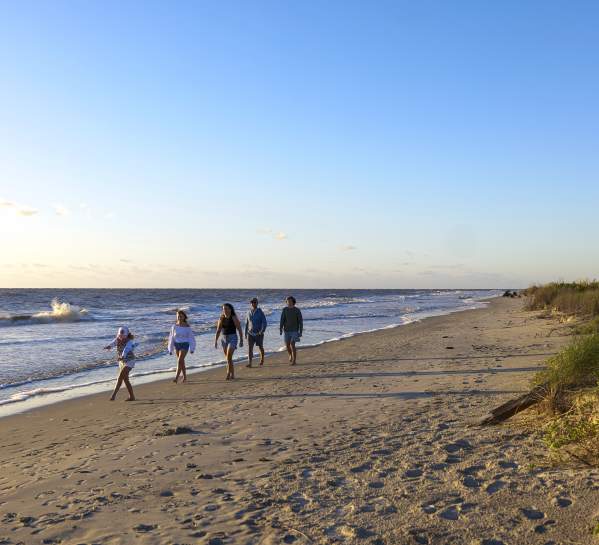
[214,319,222,348]
[233,315,243,347]
[167,326,175,354]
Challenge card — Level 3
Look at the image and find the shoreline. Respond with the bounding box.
[0,299,491,419]
[3,297,597,545]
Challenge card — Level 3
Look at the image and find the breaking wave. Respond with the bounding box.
[0,299,91,327]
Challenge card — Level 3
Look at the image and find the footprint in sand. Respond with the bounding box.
[486,480,506,494]
[371,448,393,456]
[521,507,545,520]
[553,496,572,508]
[445,455,462,464]
[133,523,157,532]
[462,475,481,488]
[443,439,473,453]
[534,519,557,534]
[350,463,372,473]
[439,505,460,520]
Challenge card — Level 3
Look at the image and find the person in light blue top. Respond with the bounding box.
[244,297,267,367]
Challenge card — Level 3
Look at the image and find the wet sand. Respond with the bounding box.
[1,297,598,545]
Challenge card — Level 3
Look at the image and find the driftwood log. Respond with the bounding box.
[480,382,549,425]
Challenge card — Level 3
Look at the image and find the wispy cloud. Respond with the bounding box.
[340,244,357,251]
[0,199,38,217]
[0,199,38,216]
[257,228,288,241]
[53,204,69,216]
[17,207,38,217]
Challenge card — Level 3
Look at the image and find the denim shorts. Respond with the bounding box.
[221,334,238,351]
[284,331,301,344]
[174,341,190,352]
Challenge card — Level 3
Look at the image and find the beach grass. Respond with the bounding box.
[525,280,599,317]
[527,282,599,460]
[534,335,599,460]
[535,334,599,391]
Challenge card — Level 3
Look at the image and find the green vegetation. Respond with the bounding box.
[544,405,599,450]
[575,316,599,335]
[525,280,599,317]
[523,282,599,462]
[535,334,599,391]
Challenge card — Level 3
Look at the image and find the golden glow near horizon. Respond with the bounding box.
[0,199,577,289]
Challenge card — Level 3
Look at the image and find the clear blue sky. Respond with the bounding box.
[1,1,598,288]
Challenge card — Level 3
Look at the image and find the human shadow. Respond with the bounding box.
[293,352,557,366]
[134,388,523,405]
[184,365,546,385]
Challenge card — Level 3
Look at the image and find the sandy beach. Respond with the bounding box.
[1,297,598,545]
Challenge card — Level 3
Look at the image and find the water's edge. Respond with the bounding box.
[0,299,495,419]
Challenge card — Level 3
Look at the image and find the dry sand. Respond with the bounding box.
[1,298,598,545]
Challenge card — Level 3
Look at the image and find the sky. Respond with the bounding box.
[1,0,598,289]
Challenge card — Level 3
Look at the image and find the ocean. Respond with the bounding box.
[0,288,499,415]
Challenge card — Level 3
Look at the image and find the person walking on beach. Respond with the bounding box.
[245,297,267,367]
[167,310,196,384]
[105,326,137,401]
[280,296,303,365]
[215,303,243,380]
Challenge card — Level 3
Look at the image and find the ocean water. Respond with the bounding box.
[0,289,498,414]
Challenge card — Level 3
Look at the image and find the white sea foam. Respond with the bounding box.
[0,298,90,327]
[0,289,501,415]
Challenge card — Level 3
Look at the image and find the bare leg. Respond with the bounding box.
[177,350,188,383]
[285,341,293,362]
[227,346,236,379]
[290,341,297,365]
[246,338,253,368]
[122,367,135,401]
[258,345,265,365]
[173,350,187,382]
[221,342,230,379]
[110,366,126,400]
[174,350,180,383]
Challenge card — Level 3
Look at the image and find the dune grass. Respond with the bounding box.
[574,316,599,335]
[534,335,599,459]
[525,280,599,317]
[535,334,599,391]
[526,282,599,460]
